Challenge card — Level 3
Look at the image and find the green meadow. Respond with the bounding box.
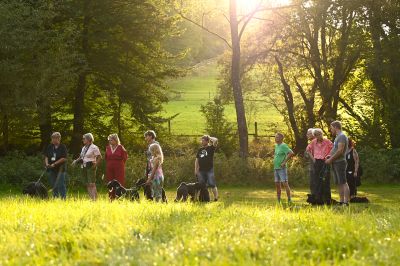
[163,60,282,135]
[1,185,399,265]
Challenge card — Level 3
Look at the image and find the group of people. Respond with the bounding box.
[43,130,219,202]
[273,120,362,206]
[43,120,360,205]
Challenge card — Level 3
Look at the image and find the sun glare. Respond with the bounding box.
[237,0,292,13]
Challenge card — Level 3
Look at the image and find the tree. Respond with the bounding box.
[176,0,294,157]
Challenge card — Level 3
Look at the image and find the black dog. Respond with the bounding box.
[349,196,369,203]
[22,182,48,199]
[175,182,203,202]
[198,182,210,202]
[107,179,140,201]
[306,194,338,205]
[175,182,210,202]
[135,178,168,203]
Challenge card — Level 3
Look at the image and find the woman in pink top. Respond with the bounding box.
[306,128,333,203]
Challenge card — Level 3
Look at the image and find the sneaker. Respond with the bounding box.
[214,198,218,202]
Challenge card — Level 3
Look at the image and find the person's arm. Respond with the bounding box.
[326,142,345,164]
[280,150,294,168]
[353,149,360,176]
[195,158,199,176]
[50,158,66,168]
[122,146,128,163]
[93,147,102,167]
[147,158,160,183]
[209,137,218,147]
[44,156,49,168]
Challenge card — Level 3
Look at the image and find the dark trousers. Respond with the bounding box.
[47,170,67,199]
[347,172,357,197]
[313,159,331,203]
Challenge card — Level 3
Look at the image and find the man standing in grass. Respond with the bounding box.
[325,121,350,206]
[273,133,294,204]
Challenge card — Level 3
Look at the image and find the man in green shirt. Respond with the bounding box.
[273,133,294,203]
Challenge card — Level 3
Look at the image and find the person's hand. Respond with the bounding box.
[312,158,316,164]
[354,171,358,177]
[49,163,55,168]
[195,170,199,177]
[280,162,286,168]
[145,178,152,185]
[325,158,332,164]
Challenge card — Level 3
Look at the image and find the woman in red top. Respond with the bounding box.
[105,133,128,200]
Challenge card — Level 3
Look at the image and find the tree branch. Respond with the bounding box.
[177,12,232,49]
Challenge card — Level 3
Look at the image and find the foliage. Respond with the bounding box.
[200,98,237,156]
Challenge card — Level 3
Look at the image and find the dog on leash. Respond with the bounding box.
[22,182,48,199]
[175,182,210,202]
[106,179,140,201]
[135,178,168,203]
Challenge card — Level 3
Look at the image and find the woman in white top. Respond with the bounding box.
[72,133,102,200]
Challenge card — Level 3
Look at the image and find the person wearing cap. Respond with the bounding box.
[72,133,102,201]
[43,132,68,199]
[195,135,219,201]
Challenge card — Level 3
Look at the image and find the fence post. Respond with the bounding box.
[254,121,258,139]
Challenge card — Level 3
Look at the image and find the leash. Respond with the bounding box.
[36,169,47,184]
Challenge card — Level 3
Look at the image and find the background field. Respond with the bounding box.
[1,185,399,265]
[163,59,283,135]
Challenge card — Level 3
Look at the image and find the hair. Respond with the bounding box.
[108,133,120,145]
[348,138,355,148]
[312,128,323,136]
[276,132,284,139]
[51,132,61,139]
[149,143,163,164]
[144,130,156,139]
[330,120,342,130]
[201,135,210,141]
[307,128,314,134]
[83,133,94,143]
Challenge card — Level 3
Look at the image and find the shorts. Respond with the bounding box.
[274,168,288,183]
[332,160,347,185]
[82,165,97,184]
[197,169,216,188]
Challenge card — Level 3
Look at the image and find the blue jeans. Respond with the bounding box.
[47,170,67,199]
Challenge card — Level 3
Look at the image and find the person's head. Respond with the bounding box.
[275,133,284,144]
[201,135,210,147]
[108,133,120,146]
[330,121,342,136]
[149,143,163,164]
[306,128,315,141]
[82,133,94,145]
[144,130,156,144]
[348,138,355,149]
[312,128,324,141]
[51,132,61,146]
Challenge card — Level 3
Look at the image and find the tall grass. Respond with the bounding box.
[0,186,399,265]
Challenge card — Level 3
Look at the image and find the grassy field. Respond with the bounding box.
[163,59,283,135]
[0,185,399,265]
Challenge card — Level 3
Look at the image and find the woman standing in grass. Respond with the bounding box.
[145,143,164,202]
[105,134,128,200]
[72,133,102,201]
[346,138,360,199]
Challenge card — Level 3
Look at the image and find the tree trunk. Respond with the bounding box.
[230,0,248,157]
[71,0,90,156]
[37,97,52,152]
